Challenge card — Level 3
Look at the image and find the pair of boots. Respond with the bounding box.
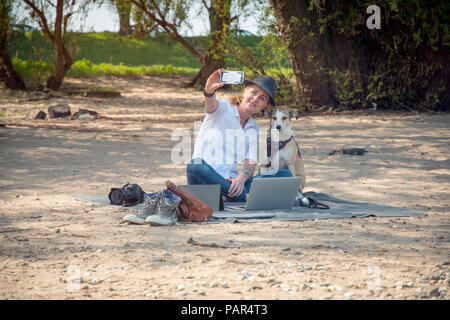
[122,190,181,226]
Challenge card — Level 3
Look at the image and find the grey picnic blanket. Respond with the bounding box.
[73,192,426,223]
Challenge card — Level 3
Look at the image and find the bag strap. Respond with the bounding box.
[165,180,194,207]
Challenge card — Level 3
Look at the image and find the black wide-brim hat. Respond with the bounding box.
[244,75,277,106]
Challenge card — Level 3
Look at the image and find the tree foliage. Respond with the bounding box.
[225,1,296,106]
[23,0,95,90]
[271,0,449,111]
[129,0,249,87]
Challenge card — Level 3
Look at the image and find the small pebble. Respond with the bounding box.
[241,270,250,276]
[429,288,439,297]
[431,274,440,281]
[333,285,346,292]
[344,291,358,298]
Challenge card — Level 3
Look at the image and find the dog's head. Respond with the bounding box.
[269,109,299,131]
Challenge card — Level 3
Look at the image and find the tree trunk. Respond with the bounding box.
[0,0,26,90]
[0,44,27,90]
[116,0,131,36]
[270,0,338,107]
[270,0,376,108]
[189,0,230,88]
[45,0,73,91]
[189,53,225,89]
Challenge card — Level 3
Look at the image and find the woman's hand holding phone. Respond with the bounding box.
[204,69,225,96]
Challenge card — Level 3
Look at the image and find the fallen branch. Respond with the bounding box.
[186,236,230,249]
[47,223,71,229]
[0,228,26,233]
[70,233,89,238]
[17,96,50,103]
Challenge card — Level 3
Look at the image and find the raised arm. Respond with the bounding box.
[203,69,225,113]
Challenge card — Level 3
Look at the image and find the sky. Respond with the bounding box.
[69,2,261,36]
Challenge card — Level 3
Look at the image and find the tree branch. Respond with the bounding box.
[43,0,56,8]
[130,0,205,64]
[23,0,55,43]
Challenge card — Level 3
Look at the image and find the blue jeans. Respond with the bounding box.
[186,158,292,202]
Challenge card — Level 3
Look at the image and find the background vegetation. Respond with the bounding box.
[9,30,293,90]
[2,0,449,111]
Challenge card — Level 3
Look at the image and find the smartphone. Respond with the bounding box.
[219,70,245,85]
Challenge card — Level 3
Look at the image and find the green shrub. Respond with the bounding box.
[67,59,198,77]
[11,58,53,84]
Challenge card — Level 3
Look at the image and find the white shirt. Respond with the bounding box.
[192,99,259,179]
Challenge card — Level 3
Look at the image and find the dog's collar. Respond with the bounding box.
[266,135,293,157]
[265,135,301,168]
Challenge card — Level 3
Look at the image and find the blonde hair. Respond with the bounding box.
[228,85,250,106]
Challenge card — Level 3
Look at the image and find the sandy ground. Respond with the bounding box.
[0,75,449,300]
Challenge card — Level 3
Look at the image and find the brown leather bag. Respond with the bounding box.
[165,180,213,222]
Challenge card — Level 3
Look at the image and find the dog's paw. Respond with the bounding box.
[259,167,277,176]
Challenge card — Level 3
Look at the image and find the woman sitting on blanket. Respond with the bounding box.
[186,69,292,202]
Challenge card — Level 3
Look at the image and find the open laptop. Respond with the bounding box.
[229,177,301,211]
[179,184,221,211]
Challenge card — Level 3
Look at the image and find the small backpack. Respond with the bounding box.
[109,183,145,207]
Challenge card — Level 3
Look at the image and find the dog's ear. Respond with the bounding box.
[260,108,273,118]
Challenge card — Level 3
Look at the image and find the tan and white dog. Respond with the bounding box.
[259,109,306,192]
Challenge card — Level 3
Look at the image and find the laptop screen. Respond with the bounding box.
[245,177,301,211]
